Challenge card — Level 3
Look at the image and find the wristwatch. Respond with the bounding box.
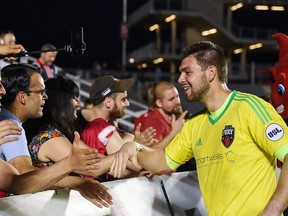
[136,142,143,152]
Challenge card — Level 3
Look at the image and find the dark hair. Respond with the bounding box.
[24,75,79,142]
[44,75,79,141]
[180,41,228,84]
[1,63,41,107]
[41,43,56,51]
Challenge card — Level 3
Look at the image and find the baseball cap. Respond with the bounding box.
[89,75,133,105]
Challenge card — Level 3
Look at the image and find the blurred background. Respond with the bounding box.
[1,0,288,130]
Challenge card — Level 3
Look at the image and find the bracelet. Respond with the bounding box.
[136,142,143,152]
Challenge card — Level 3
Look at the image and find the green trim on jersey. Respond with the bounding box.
[234,92,272,124]
[209,91,235,124]
[275,143,288,162]
[165,154,178,171]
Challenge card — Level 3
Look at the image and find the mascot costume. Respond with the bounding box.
[270,33,288,125]
[270,33,288,215]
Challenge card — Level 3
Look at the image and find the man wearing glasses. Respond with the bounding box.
[0,64,48,170]
[0,63,113,207]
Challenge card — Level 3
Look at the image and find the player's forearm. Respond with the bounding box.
[137,145,172,174]
[261,155,288,215]
[88,154,141,178]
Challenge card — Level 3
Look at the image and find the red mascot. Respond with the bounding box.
[270,33,288,125]
[269,33,288,216]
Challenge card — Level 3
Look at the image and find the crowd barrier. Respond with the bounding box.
[0,171,207,216]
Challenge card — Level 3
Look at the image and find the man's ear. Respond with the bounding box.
[207,65,217,82]
[17,91,26,105]
[105,96,113,108]
[155,98,162,108]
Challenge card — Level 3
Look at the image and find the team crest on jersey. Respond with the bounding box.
[221,125,235,148]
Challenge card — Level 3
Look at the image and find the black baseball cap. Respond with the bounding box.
[89,75,133,105]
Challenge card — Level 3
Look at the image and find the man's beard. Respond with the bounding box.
[164,105,183,117]
[111,105,125,119]
[187,74,209,103]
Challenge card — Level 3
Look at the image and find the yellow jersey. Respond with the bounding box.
[166,91,288,215]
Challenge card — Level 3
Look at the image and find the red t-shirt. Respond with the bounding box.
[81,118,121,182]
[81,118,120,154]
[134,108,171,141]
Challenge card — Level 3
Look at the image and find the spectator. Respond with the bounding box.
[0,63,112,207]
[111,41,288,215]
[1,30,16,45]
[23,75,124,179]
[80,75,155,181]
[0,45,112,205]
[133,81,195,171]
[32,43,60,80]
[134,81,183,144]
[0,30,18,70]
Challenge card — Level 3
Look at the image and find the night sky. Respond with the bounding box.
[0,1,147,70]
[1,1,288,70]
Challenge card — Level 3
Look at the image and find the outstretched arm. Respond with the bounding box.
[110,141,173,178]
[5,132,99,193]
[109,111,187,177]
[0,122,112,207]
[6,168,113,208]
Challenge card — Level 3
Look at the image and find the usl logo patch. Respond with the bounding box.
[266,123,284,141]
[221,125,235,148]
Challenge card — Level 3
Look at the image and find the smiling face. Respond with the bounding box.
[178,55,210,103]
[109,91,130,119]
[157,87,182,116]
[23,73,48,120]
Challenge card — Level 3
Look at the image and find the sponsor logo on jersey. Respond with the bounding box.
[225,150,236,162]
[196,153,223,166]
[266,123,284,141]
[221,125,235,148]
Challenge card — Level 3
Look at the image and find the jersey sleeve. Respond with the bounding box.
[246,96,288,159]
[165,118,195,170]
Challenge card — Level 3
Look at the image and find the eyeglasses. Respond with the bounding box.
[25,89,47,96]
